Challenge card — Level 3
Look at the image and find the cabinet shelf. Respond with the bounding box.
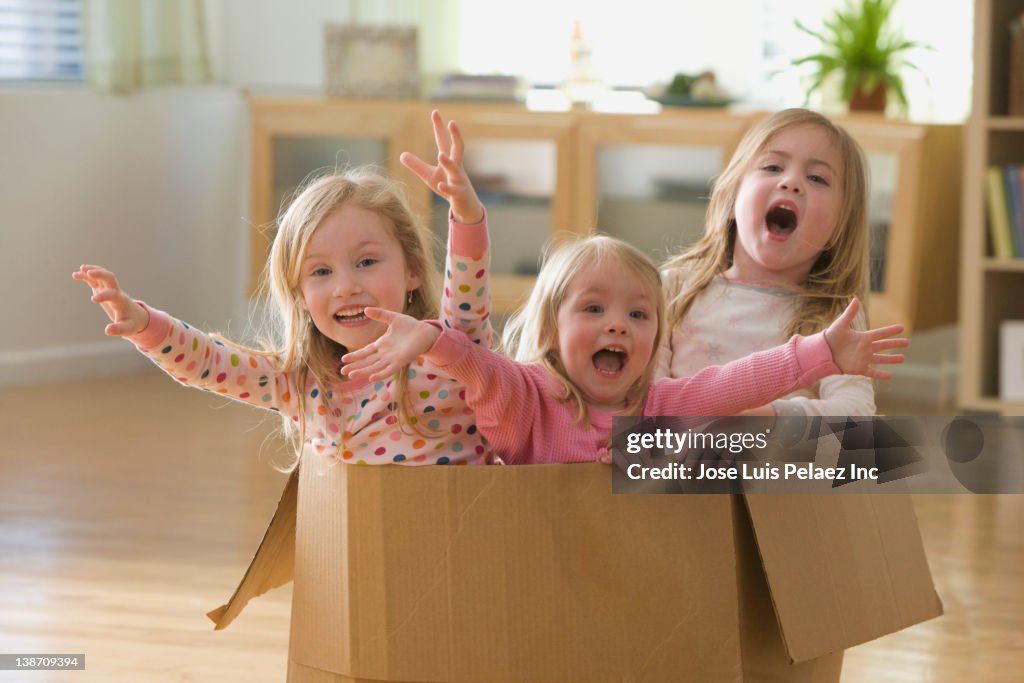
[984,257,1024,271]
[247,97,961,334]
[988,116,1024,130]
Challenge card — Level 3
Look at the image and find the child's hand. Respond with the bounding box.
[340,308,441,382]
[72,265,149,337]
[400,109,484,225]
[824,298,908,379]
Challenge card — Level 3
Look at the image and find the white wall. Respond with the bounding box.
[0,0,971,387]
[0,88,248,384]
[0,0,357,387]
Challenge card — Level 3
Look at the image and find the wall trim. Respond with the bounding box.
[0,340,152,387]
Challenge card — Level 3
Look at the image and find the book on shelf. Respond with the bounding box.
[986,164,1017,258]
[1007,165,1024,257]
[431,73,527,101]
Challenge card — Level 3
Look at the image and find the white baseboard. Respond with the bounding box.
[0,340,153,387]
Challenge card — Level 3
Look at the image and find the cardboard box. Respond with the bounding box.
[210,459,942,682]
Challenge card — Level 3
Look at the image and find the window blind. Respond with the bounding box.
[0,0,83,81]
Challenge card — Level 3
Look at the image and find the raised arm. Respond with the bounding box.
[401,110,492,348]
[400,109,484,224]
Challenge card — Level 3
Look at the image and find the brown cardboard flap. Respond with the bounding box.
[291,459,745,683]
[207,467,298,630]
[744,494,943,663]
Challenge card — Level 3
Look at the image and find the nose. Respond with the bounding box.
[606,319,629,336]
[778,173,803,194]
[332,271,362,297]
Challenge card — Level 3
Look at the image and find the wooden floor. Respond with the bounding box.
[1,371,1022,682]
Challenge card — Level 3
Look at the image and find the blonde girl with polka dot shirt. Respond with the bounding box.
[74,111,494,468]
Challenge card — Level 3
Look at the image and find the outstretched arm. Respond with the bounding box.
[823,298,907,379]
[400,109,483,224]
[72,264,149,336]
[650,298,907,418]
[340,307,441,382]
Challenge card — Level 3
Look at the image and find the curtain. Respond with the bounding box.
[84,0,211,93]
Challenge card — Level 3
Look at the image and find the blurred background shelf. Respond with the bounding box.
[248,97,962,336]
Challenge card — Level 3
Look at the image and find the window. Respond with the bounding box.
[0,0,83,81]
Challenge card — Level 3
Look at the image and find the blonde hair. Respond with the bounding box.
[663,108,870,337]
[502,234,664,426]
[253,168,441,462]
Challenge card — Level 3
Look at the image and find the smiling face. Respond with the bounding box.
[554,258,659,412]
[298,204,420,351]
[726,124,844,286]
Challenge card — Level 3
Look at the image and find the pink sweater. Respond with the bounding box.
[127,215,493,466]
[425,328,840,464]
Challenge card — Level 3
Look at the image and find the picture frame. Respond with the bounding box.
[1001,320,1024,402]
[324,24,419,99]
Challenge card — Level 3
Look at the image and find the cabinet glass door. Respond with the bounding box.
[865,151,898,293]
[575,111,748,268]
[273,136,387,219]
[430,139,556,278]
[595,144,723,261]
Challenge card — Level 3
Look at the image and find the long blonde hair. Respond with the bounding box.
[256,168,441,459]
[663,108,870,337]
[502,235,664,425]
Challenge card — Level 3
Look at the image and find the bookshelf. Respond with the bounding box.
[960,0,1024,414]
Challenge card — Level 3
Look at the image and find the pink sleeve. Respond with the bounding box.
[127,303,303,418]
[440,209,492,348]
[426,327,538,463]
[646,331,840,416]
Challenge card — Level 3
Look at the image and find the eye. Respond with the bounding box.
[630,310,648,320]
[760,163,783,173]
[311,267,331,277]
[356,257,378,268]
[808,174,831,186]
[584,304,603,313]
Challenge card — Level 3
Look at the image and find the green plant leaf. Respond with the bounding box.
[791,0,927,111]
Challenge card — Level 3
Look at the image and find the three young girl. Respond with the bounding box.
[77,107,902,469]
[75,110,494,468]
[659,108,879,416]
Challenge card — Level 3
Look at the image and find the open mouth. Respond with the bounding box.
[592,347,627,376]
[765,204,798,236]
[334,308,368,323]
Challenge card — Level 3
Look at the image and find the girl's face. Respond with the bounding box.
[554,259,658,411]
[727,124,843,286]
[299,204,420,351]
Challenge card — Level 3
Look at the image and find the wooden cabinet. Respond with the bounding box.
[960,0,1024,414]
[247,97,961,334]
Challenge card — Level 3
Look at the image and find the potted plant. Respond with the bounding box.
[792,0,927,113]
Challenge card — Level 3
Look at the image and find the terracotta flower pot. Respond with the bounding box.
[849,81,888,112]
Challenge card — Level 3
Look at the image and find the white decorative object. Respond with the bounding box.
[1001,320,1024,402]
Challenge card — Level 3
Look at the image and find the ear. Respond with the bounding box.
[405,266,422,293]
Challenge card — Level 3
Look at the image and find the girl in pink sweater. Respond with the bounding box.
[73,111,495,468]
[341,235,908,465]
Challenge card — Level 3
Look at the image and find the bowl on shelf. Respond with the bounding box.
[652,94,733,108]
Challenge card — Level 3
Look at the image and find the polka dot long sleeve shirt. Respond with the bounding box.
[128,215,494,466]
